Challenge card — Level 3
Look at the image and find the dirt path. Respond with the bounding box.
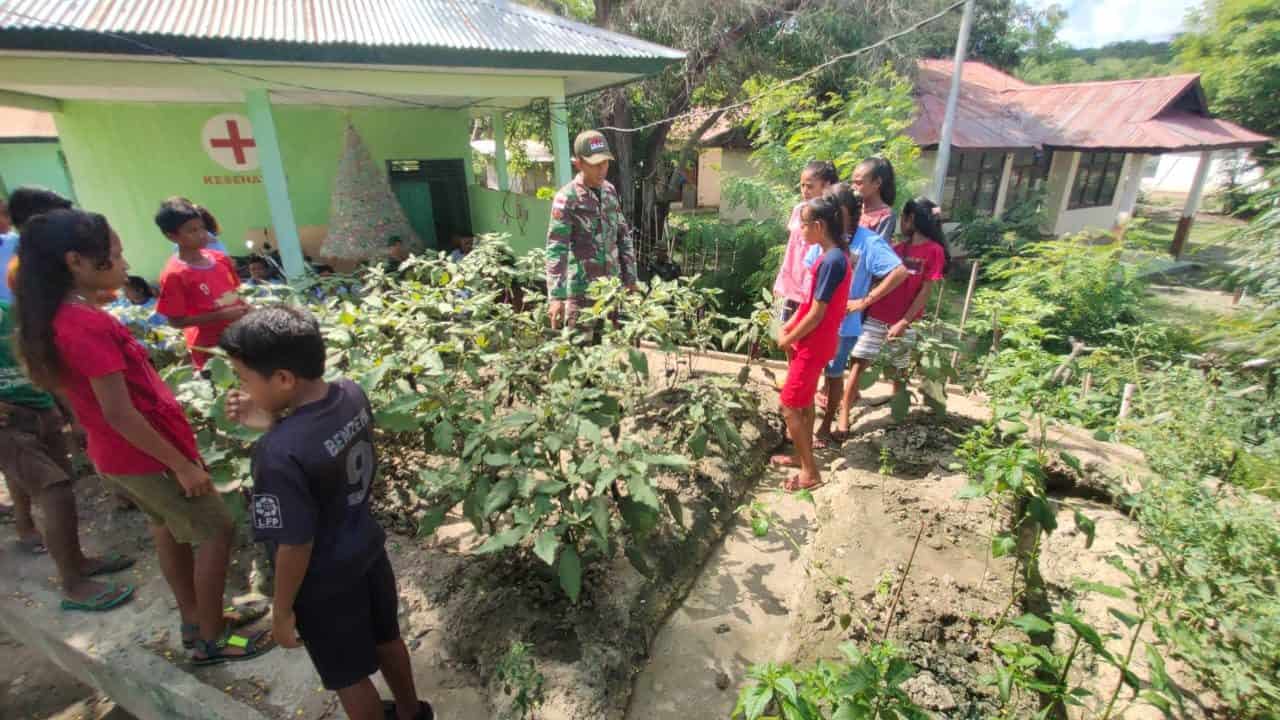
[624,466,816,719]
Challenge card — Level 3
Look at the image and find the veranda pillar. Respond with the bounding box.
[244,89,306,279]
[492,112,511,192]
[992,152,1015,218]
[1116,153,1146,222]
[1170,150,1213,259]
[549,91,573,188]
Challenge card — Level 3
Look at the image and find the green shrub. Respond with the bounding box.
[949,193,1049,265]
[984,238,1146,350]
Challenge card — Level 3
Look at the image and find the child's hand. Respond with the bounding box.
[548,300,566,329]
[846,298,867,314]
[887,320,909,339]
[273,609,302,648]
[226,390,273,430]
[174,463,213,497]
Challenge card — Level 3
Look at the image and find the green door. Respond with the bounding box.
[390,176,436,250]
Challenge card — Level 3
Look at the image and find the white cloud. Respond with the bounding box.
[1032,0,1201,48]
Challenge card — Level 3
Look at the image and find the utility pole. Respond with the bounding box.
[930,0,977,205]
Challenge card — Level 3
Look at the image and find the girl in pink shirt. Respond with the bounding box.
[773,161,838,320]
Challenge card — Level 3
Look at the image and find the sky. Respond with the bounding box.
[1035,0,1201,48]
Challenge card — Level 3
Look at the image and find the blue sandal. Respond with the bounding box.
[60,583,134,612]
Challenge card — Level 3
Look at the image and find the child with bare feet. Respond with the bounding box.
[771,195,852,492]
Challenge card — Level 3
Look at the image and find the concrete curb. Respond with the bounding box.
[0,589,272,720]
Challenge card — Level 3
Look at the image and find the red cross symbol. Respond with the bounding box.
[209,119,256,165]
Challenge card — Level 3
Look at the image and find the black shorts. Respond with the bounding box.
[294,550,401,690]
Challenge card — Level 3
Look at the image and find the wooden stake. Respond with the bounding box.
[1118,383,1136,421]
[950,261,980,367]
[933,280,947,321]
[991,308,1001,352]
[1082,372,1093,396]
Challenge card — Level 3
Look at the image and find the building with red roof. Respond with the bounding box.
[683,60,1270,251]
[908,60,1269,247]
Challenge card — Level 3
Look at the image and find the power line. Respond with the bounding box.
[596,0,967,134]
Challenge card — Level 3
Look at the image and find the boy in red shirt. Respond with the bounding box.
[155,198,248,370]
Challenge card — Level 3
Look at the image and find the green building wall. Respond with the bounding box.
[53,101,476,280]
[0,141,77,201]
[469,186,551,257]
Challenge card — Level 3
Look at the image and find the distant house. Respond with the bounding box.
[0,107,75,200]
[684,60,1269,250]
[471,138,554,196]
[1141,149,1262,196]
[908,60,1268,243]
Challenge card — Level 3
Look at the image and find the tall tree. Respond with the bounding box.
[912,0,1066,70]
[1175,0,1280,139]
[521,0,936,252]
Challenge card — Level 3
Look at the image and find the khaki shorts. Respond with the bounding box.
[103,471,231,545]
[0,403,74,496]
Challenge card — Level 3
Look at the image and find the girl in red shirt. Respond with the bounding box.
[14,209,270,664]
[848,197,951,405]
[773,195,852,492]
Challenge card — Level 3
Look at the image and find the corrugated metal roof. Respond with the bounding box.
[0,106,57,139]
[907,60,1270,153]
[0,0,684,63]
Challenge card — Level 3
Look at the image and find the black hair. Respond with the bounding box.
[14,209,114,389]
[195,205,220,235]
[125,275,154,303]
[7,187,72,231]
[386,235,403,247]
[219,305,326,381]
[857,157,897,207]
[154,197,203,236]
[313,264,335,274]
[803,160,839,187]
[801,195,849,252]
[827,183,863,238]
[901,197,951,273]
[248,255,270,269]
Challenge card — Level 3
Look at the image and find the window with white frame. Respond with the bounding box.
[1068,152,1126,210]
[941,150,1004,219]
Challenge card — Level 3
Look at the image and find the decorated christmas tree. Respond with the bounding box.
[322,124,420,260]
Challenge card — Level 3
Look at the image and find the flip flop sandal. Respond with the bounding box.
[83,553,136,578]
[383,699,436,720]
[788,476,827,493]
[191,627,274,667]
[181,602,271,649]
[61,583,134,612]
[769,454,798,467]
[16,537,47,555]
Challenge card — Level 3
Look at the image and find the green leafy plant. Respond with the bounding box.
[495,640,546,720]
[733,642,930,720]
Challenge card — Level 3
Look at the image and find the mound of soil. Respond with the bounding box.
[389,393,784,719]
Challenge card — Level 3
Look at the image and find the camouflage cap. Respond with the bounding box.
[573,130,614,164]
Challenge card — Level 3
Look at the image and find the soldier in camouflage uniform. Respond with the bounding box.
[545,130,637,328]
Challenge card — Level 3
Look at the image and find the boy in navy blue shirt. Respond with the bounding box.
[220,306,433,720]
